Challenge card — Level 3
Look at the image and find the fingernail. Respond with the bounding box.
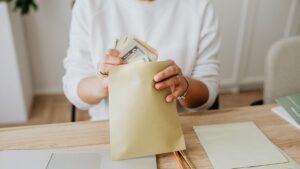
[166,97,173,102]
[154,75,159,82]
[155,84,160,89]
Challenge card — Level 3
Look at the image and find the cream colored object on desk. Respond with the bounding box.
[239,150,300,169]
[100,150,157,169]
[0,150,157,169]
[193,122,288,169]
[109,61,186,160]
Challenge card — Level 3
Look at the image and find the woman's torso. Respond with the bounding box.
[86,0,205,120]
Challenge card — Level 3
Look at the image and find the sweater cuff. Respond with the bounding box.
[184,79,218,112]
[64,76,92,110]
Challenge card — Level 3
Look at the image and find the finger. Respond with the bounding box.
[155,75,181,90]
[103,54,124,65]
[166,86,185,102]
[172,86,185,98]
[166,85,176,102]
[166,94,174,103]
[154,65,181,82]
[166,59,176,65]
[107,48,120,57]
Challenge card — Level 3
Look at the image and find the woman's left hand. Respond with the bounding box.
[154,60,188,103]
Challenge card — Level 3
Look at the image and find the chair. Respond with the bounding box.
[209,96,219,110]
[251,36,300,105]
[70,97,219,122]
[71,104,76,122]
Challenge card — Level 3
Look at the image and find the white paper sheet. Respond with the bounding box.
[47,152,101,169]
[0,150,52,169]
[0,150,157,169]
[100,150,157,169]
[272,106,300,129]
[193,122,288,169]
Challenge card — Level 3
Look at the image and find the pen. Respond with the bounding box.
[173,151,186,169]
[179,150,195,169]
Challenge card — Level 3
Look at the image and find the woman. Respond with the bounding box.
[63,0,221,120]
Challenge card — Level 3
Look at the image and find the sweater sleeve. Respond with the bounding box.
[188,0,221,111]
[63,0,95,110]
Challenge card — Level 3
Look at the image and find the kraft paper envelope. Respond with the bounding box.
[109,61,186,160]
[193,122,288,169]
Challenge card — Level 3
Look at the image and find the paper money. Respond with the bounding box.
[114,35,158,63]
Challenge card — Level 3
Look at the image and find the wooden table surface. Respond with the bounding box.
[0,104,300,169]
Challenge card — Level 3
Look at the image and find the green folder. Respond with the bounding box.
[276,93,300,125]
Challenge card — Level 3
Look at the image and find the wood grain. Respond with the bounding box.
[0,91,263,128]
[0,104,299,169]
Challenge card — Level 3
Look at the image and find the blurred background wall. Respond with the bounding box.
[1,0,300,123]
[23,0,72,94]
[22,0,300,95]
[213,0,300,93]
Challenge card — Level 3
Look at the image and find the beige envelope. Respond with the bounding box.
[109,61,186,160]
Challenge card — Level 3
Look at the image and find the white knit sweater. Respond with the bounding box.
[63,0,221,120]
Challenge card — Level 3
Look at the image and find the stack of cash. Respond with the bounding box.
[114,35,158,63]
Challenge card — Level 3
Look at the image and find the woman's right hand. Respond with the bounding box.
[97,48,125,95]
[78,49,124,105]
[98,49,124,77]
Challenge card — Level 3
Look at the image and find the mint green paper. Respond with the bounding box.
[240,150,300,169]
[193,122,288,169]
[276,93,300,125]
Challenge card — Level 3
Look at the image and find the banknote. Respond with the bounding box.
[114,35,158,63]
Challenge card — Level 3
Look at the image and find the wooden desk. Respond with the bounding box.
[0,104,299,168]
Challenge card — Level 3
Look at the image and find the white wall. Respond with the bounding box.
[10,4,33,116]
[23,0,300,94]
[24,0,73,94]
[0,3,33,122]
[212,0,300,93]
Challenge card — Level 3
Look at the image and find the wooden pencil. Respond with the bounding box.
[173,151,185,169]
[179,150,195,169]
